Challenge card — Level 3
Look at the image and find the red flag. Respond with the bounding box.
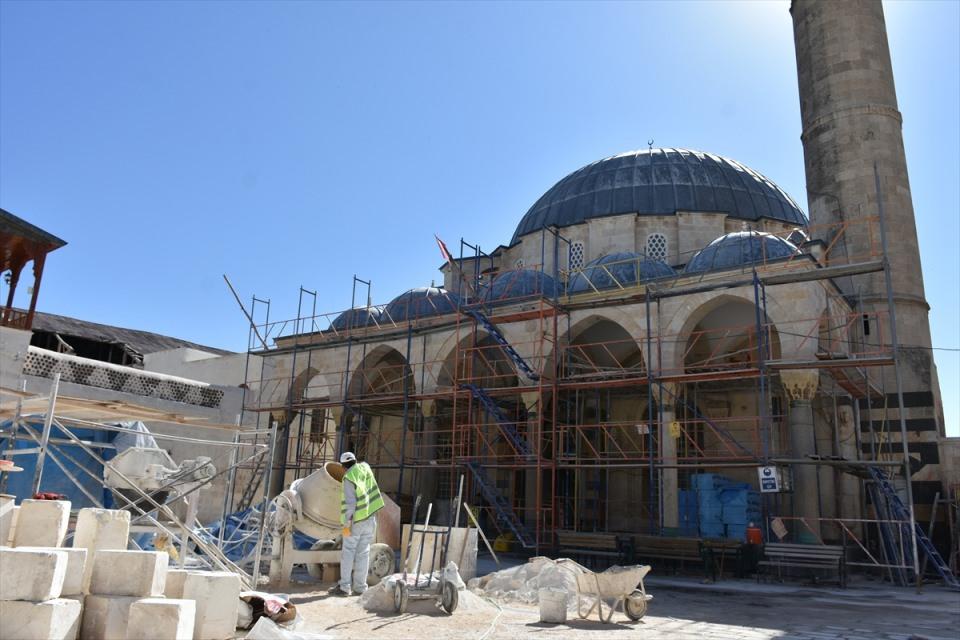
[435,234,453,264]
[435,234,476,298]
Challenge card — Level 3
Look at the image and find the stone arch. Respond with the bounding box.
[347,344,415,399]
[661,285,823,374]
[679,296,783,375]
[559,314,646,378]
[435,331,520,390]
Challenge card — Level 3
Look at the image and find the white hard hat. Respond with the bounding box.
[339,451,357,464]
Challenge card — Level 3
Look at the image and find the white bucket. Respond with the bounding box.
[538,587,568,624]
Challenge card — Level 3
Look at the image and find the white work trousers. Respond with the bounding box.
[340,514,376,593]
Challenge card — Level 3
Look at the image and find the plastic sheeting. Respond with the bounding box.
[111,421,159,454]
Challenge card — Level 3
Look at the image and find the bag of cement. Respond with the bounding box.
[443,561,466,590]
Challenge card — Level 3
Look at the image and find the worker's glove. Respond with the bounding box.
[342,524,352,538]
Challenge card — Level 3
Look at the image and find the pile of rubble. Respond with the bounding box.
[1,499,243,640]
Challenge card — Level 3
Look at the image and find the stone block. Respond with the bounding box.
[0,494,14,546]
[0,598,81,640]
[3,505,18,546]
[72,508,130,551]
[89,550,168,597]
[73,509,131,592]
[11,546,86,597]
[0,546,67,601]
[182,571,241,640]
[80,594,137,640]
[11,499,70,548]
[126,598,195,640]
[164,568,190,598]
[58,547,88,596]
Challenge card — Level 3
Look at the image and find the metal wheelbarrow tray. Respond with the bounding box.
[575,564,652,623]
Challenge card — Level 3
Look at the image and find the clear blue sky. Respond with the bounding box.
[1,1,957,435]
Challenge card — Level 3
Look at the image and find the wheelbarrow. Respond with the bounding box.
[575,564,652,623]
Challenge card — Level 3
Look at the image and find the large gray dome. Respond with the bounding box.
[512,148,806,244]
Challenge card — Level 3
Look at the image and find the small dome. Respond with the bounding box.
[481,269,558,304]
[513,148,806,244]
[383,287,459,322]
[330,306,382,331]
[568,252,676,294]
[683,231,800,274]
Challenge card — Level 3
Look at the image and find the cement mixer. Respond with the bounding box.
[268,461,400,586]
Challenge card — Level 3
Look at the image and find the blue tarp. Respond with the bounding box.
[200,506,318,563]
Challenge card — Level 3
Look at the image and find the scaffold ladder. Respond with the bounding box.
[868,466,960,589]
[465,460,535,549]
[460,383,534,458]
[462,308,540,381]
[236,454,266,512]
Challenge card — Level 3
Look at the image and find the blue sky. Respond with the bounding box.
[1,1,957,435]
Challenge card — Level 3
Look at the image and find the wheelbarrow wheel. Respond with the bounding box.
[394,581,409,614]
[440,580,459,614]
[624,592,648,621]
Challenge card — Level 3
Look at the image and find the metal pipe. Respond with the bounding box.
[30,373,60,494]
[252,419,279,586]
[19,423,103,507]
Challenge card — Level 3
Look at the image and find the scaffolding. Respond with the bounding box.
[0,377,276,588]
[239,200,954,588]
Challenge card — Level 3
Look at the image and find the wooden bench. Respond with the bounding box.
[556,531,634,568]
[700,539,748,580]
[631,535,704,574]
[758,542,846,587]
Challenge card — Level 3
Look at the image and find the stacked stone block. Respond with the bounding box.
[81,549,169,640]
[10,499,70,547]
[181,571,241,640]
[0,547,82,640]
[71,507,131,594]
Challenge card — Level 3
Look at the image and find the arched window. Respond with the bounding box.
[646,233,668,261]
[568,241,585,271]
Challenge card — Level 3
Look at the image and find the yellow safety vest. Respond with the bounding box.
[340,462,384,524]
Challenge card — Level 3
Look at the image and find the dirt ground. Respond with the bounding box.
[280,576,960,640]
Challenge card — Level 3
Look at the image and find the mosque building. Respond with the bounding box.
[245,0,952,571]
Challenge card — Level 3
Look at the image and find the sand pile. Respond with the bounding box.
[467,557,589,610]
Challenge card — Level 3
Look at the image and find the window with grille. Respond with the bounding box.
[646,233,668,261]
[569,242,585,271]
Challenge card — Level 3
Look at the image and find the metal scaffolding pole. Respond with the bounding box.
[30,373,60,495]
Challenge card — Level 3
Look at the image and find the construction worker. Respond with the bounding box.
[328,451,384,597]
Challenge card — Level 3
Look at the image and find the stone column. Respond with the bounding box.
[781,370,821,542]
[521,392,540,530]
[418,400,438,502]
[659,404,679,531]
[835,401,863,537]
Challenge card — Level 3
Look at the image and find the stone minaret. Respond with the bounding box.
[792,0,945,510]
